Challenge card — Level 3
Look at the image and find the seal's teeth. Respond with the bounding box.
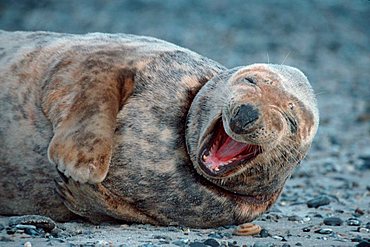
[202,154,208,161]
[214,167,220,171]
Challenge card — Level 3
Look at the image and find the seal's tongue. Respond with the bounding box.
[202,122,261,173]
[216,137,251,162]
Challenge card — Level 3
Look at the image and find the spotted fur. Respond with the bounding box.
[0,31,318,227]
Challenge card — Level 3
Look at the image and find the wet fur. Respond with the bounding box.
[0,31,318,227]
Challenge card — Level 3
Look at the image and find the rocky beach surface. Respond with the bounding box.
[0,0,369,246]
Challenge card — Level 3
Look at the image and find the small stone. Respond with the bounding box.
[265,214,280,222]
[355,208,365,216]
[207,233,223,239]
[359,156,370,170]
[139,244,156,247]
[0,236,13,242]
[356,241,370,247]
[272,235,283,241]
[252,243,274,247]
[302,217,311,222]
[227,241,239,247]
[314,228,333,234]
[24,242,32,247]
[357,227,370,233]
[366,222,370,229]
[203,238,220,247]
[153,235,172,241]
[302,227,311,232]
[189,242,207,247]
[295,243,302,246]
[0,223,4,232]
[313,213,323,218]
[282,244,291,247]
[323,217,343,226]
[233,223,262,236]
[307,196,331,208]
[259,229,269,238]
[288,215,302,221]
[172,239,189,247]
[24,228,40,236]
[347,218,362,226]
[15,224,37,230]
[352,236,364,242]
[8,215,56,232]
[6,227,16,235]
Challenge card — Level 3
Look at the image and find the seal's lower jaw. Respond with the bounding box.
[199,119,262,178]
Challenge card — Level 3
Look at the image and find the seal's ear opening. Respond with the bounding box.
[43,66,136,184]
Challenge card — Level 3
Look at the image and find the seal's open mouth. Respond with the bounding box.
[199,120,262,177]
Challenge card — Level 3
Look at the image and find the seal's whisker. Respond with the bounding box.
[281,51,291,65]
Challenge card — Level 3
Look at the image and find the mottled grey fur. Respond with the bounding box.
[0,31,318,227]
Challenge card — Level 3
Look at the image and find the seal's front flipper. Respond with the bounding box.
[43,65,135,183]
[55,173,158,225]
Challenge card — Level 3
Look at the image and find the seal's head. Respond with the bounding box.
[186,63,319,219]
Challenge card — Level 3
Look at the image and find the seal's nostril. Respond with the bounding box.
[230,104,259,134]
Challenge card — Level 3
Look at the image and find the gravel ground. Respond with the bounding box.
[0,0,370,246]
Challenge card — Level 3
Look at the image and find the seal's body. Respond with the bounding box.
[0,31,318,227]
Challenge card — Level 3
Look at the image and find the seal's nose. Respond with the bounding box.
[229,104,260,134]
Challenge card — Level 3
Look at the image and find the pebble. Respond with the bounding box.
[8,215,56,232]
[6,227,16,235]
[203,238,220,247]
[302,227,311,232]
[354,208,365,216]
[227,241,239,247]
[306,196,331,208]
[259,229,269,238]
[0,223,4,232]
[366,222,370,229]
[272,235,284,241]
[208,233,223,239]
[265,214,281,222]
[139,244,157,247]
[356,241,370,247]
[359,156,370,170]
[347,218,362,226]
[323,217,343,226]
[288,215,302,222]
[233,223,262,236]
[189,242,207,247]
[24,242,32,247]
[352,236,364,242]
[153,235,172,241]
[314,228,333,235]
[15,224,37,230]
[252,243,275,247]
[24,228,40,236]
[0,236,13,242]
[172,239,189,246]
[357,227,370,233]
[282,244,291,247]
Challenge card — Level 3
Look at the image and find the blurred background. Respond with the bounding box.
[1,0,369,169]
[1,1,370,245]
[1,0,369,155]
